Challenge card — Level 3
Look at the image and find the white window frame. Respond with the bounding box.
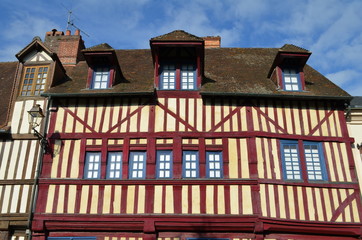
[84,152,101,179]
[129,151,146,179]
[91,66,110,89]
[206,151,223,178]
[183,151,199,178]
[106,152,122,179]
[156,150,173,178]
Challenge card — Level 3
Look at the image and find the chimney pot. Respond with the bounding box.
[66,30,71,36]
[75,29,80,36]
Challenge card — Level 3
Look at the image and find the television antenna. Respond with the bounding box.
[62,4,90,37]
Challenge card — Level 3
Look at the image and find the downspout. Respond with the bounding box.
[27,95,52,240]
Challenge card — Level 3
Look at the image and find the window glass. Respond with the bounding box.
[92,66,110,89]
[181,64,196,90]
[283,68,300,91]
[281,141,301,180]
[129,152,146,179]
[183,151,199,178]
[160,64,176,90]
[304,142,327,181]
[20,66,48,96]
[156,150,173,178]
[107,152,122,179]
[206,151,223,178]
[159,63,196,90]
[84,152,101,179]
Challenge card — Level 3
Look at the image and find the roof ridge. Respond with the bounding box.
[151,30,203,41]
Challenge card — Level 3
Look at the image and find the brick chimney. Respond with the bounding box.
[203,36,221,48]
[44,29,85,65]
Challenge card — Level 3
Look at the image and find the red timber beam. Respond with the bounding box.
[47,131,354,143]
[31,215,362,238]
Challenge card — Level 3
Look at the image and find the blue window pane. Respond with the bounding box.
[283,68,301,91]
[156,150,173,178]
[160,64,176,90]
[281,141,301,180]
[183,151,199,178]
[48,237,96,240]
[107,152,122,179]
[181,64,196,90]
[129,152,146,179]
[206,151,223,178]
[304,142,327,181]
[84,152,101,179]
[92,66,110,89]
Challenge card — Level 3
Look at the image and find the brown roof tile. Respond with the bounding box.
[151,30,203,42]
[280,44,310,53]
[0,62,17,129]
[83,43,114,51]
[44,47,349,99]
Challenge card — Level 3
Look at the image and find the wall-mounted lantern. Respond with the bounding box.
[28,104,48,152]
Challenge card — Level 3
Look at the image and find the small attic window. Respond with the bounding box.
[91,66,110,89]
[20,65,48,96]
[282,67,302,91]
[159,62,196,90]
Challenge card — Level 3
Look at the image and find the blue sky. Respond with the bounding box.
[0,0,361,96]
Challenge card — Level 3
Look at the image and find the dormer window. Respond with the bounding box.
[282,67,301,91]
[82,43,122,90]
[160,63,196,90]
[268,45,311,93]
[20,65,48,96]
[150,30,205,92]
[91,66,110,89]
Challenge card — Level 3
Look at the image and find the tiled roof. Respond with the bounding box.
[83,43,114,51]
[151,30,204,41]
[350,97,362,108]
[44,47,349,98]
[280,44,310,53]
[0,62,17,130]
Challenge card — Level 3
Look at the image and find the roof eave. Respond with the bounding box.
[200,91,352,101]
[41,91,155,98]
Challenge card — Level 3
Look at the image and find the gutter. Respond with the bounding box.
[200,92,353,101]
[41,91,155,98]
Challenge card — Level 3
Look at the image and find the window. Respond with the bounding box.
[183,151,199,178]
[282,68,301,91]
[160,64,176,89]
[20,66,48,96]
[160,63,196,90]
[181,64,196,89]
[304,142,327,180]
[206,151,223,178]
[106,152,122,179]
[281,141,301,180]
[281,140,327,181]
[48,237,96,240]
[187,238,229,240]
[91,66,110,89]
[156,150,173,178]
[84,152,101,179]
[129,152,146,179]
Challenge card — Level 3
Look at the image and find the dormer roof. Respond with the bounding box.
[83,43,114,52]
[82,43,118,65]
[267,44,312,78]
[15,36,58,62]
[279,44,310,53]
[151,30,204,42]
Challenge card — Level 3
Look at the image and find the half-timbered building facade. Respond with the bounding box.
[21,30,362,240]
[0,29,85,240]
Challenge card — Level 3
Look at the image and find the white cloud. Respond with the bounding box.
[326,69,361,95]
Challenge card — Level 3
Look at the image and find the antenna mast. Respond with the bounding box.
[63,5,90,37]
